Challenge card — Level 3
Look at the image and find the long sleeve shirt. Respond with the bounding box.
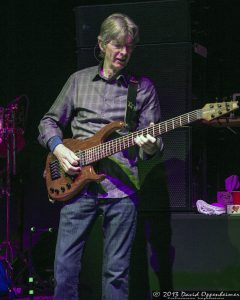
[38,65,162,199]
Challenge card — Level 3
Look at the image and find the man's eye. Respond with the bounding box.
[111,42,134,50]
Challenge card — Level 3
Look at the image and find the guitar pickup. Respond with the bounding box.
[78,150,86,167]
[49,160,61,180]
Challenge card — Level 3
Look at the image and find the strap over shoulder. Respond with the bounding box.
[125,76,138,132]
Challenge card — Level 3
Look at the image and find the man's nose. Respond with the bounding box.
[120,46,127,55]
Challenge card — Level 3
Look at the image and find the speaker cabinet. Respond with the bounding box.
[138,127,192,211]
[74,0,190,47]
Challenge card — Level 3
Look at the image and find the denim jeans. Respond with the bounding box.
[54,195,137,300]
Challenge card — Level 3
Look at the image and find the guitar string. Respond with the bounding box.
[52,103,232,169]
[82,110,201,163]
[79,109,201,164]
[78,102,232,164]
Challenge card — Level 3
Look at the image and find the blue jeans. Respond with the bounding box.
[54,195,137,300]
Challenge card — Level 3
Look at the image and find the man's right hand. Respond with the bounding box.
[53,144,81,175]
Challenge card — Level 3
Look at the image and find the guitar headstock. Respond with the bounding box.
[201,101,239,121]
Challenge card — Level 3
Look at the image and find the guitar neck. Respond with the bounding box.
[80,109,201,165]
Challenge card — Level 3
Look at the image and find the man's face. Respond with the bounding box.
[100,35,134,74]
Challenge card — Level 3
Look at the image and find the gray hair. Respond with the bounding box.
[98,13,139,57]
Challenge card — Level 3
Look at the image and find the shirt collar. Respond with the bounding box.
[92,64,129,87]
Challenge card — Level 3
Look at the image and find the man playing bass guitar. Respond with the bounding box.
[38,13,163,300]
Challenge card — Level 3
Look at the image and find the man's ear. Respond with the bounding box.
[98,36,105,53]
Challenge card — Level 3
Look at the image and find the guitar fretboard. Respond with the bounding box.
[78,109,202,165]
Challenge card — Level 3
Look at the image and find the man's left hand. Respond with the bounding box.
[135,134,159,155]
[134,122,161,156]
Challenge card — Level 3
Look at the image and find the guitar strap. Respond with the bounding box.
[126,76,138,132]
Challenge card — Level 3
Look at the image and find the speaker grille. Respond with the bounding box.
[74,0,190,47]
[138,127,192,211]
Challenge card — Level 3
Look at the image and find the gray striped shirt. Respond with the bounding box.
[38,65,161,198]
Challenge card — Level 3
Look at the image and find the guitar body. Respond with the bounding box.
[45,121,125,202]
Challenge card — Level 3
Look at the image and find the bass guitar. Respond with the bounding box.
[45,101,238,202]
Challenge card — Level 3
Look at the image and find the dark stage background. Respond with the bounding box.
[1,0,240,297]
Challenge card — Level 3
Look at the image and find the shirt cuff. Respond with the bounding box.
[47,136,63,153]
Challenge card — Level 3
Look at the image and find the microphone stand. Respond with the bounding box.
[0,107,18,298]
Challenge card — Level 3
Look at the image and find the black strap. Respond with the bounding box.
[126,77,138,132]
